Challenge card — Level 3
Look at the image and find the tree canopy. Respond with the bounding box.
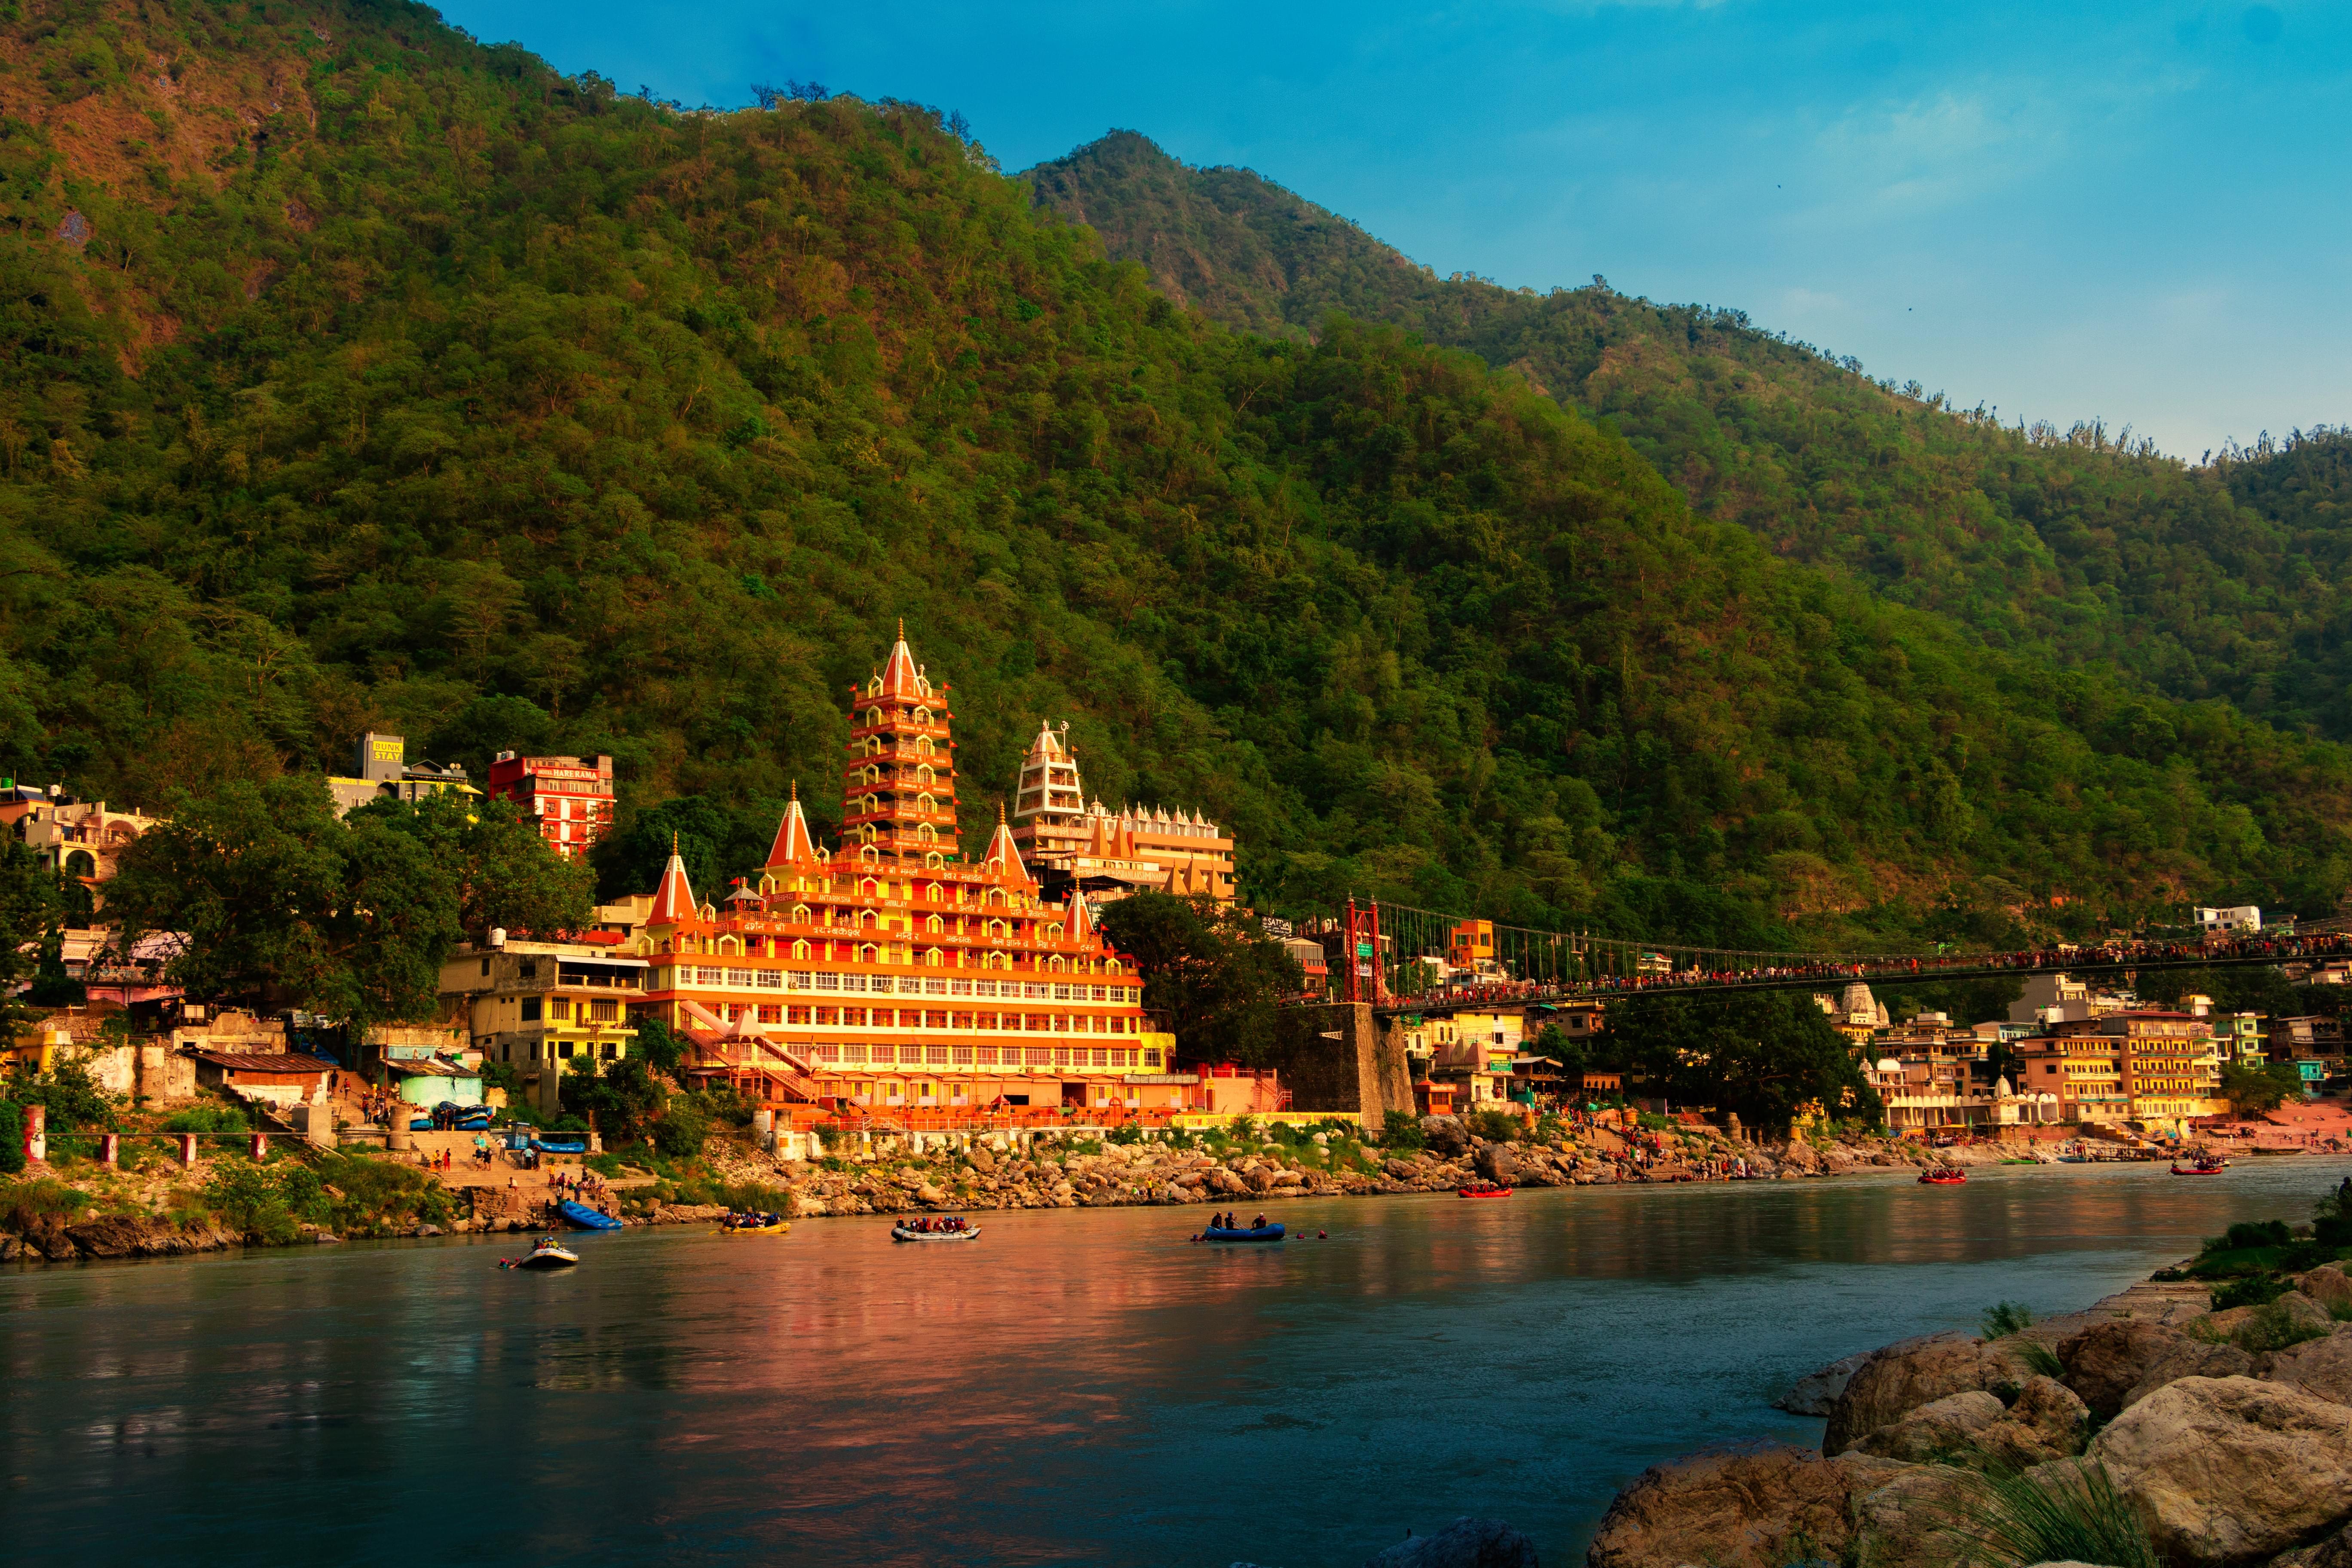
[1097,893,1303,1065]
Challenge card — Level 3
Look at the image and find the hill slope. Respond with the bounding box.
[0,2,2344,949]
[1028,132,2352,742]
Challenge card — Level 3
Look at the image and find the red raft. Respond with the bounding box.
[1457,1183,1514,1198]
[1918,1167,1967,1185]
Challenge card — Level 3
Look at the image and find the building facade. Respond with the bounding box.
[623,631,1178,1115]
[1008,720,1236,904]
[438,939,646,1118]
[327,732,478,816]
[486,751,617,862]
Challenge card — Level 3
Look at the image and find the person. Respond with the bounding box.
[1250,1213,1266,1230]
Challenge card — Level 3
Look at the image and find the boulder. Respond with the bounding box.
[64,1215,171,1259]
[915,1183,945,1205]
[1981,1376,2091,1465]
[1824,1333,1991,1455]
[1852,1391,2006,1462]
[1421,1116,1470,1156]
[1473,1144,1518,1185]
[1210,1168,1249,1195]
[2275,1522,2352,1567]
[1586,1445,1910,1568]
[2058,1317,2187,1421]
[1362,1517,1538,1568]
[1383,1159,1421,1181]
[2265,1329,2352,1407]
[2090,1375,2352,1565]
[1851,1462,1984,1568]
[1778,1351,1871,1416]
[2121,1339,2257,1411]
[967,1145,996,1175]
[2303,1265,2352,1313]
[2284,1291,2340,1335]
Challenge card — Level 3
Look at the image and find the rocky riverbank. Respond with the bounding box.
[1585,1253,2352,1566]
[0,1115,2021,1265]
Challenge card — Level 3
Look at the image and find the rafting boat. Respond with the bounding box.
[891,1219,980,1242]
[1457,1183,1513,1198]
[717,1211,790,1236]
[1200,1222,1286,1243]
[1918,1168,1967,1185]
[509,1238,580,1270]
[557,1199,622,1231]
[2170,1161,2228,1176]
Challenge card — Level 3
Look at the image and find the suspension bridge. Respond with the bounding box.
[1295,900,2352,1018]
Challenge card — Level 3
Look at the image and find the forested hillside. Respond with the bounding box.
[1028,132,2352,741]
[0,1,2345,952]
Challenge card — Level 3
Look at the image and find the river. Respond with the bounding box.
[7,1158,2347,1566]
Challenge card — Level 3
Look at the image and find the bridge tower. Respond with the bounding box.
[1342,897,1385,1005]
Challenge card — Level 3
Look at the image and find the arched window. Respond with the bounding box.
[64,850,95,879]
[861,878,880,897]
[792,940,811,959]
[925,915,944,934]
[916,823,937,842]
[1106,960,1123,975]
[791,903,811,922]
[925,851,945,870]
[986,950,1009,970]
[986,888,1006,906]
[860,846,880,866]
[924,948,943,967]
[916,735,934,756]
[924,882,943,902]
[916,793,936,813]
[858,943,880,963]
[916,765,934,785]
[1047,956,1066,972]
[1046,923,1064,939]
[913,707,931,725]
[867,707,883,727]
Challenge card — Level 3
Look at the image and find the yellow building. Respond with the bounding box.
[438,939,647,1118]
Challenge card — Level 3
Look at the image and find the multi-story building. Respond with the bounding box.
[438,938,647,1117]
[11,796,160,918]
[487,751,616,861]
[2268,1015,2345,1069]
[1009,720,1236,904]
[2014,1032,2129,1123]
[2018,1011,2227,1131]
[621,629,1178,1116]
[327,732,478,815]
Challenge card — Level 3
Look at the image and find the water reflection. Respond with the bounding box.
[6,1161,2348,1567]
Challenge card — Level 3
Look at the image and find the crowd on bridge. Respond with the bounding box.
[1381,926,2352,1011]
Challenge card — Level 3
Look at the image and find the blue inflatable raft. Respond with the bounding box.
[557,1200,622,1231]
[1201,1223,1286,1243]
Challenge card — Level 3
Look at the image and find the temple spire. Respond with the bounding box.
[649,835,699,926]
[765,783,823,867]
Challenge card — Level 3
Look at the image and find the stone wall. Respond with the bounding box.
[1269,1002,1417,1130]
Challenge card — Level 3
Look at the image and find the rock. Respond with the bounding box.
[2285,1291,2340,1334]
[1852,1390,2006,1461]
[2090,1375,2352,1565]
[1851,1462,1984,1568]
[968,1145,997,1175]
[1586,1445,1910,1568]
[1982,1376,2091,1464]
[1421,1116,1469,1156]
[1776,1141,1824,1176]
[0,1234,17,1262]
[1779,1351,1871,1416]
[2264,1329,2352,1406]
[1210,1168,1249,1195]
[915,1183,945,1205]
[1824,1333,1991,1455]
[414,1223,443,1237]
[2121,1339,2257,1410]
[314,1233,342,1244]
[1271,1170,1305,1187]
[1362,1516,1537,1568]
[2303,1265,2352,1312]
[2057,1317,2186,1421]
[2275,1522,2352,1568]
[1473,1144,1517,1184]
[64,1215,169,1259]
[1383,1159,1420,1181]
[26,1213,78,1262]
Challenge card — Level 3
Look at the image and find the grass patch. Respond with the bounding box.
[1939,1462,2157,1568]
[2017,1341,2064,1379]
[1983,1301,2034,1338]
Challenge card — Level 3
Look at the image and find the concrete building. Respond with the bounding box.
[12,797,161,911]
[327,732,478,816]
[1008,720,1236,905]
[438,938,646,1118]
[487,751,616,862]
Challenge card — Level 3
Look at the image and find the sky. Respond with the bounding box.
[434,1,2351,459]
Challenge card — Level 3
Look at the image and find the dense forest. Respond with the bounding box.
[1029,132,2352,741]
[0,0,2346,955]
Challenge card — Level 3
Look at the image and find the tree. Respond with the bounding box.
[357,792,594,942]
[0,839,63,1023]
[1617,992,1881,1134]
[2221,1059,2303,1115]
[1097,894,1303,1066]
[1528,1021,1586,1077]
[103,776,461,1028]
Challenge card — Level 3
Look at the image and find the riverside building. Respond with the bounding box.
[626,629,1177,1114]
[1009,720,1236,904]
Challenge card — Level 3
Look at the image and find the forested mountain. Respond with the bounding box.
[0,1,2345,952]
[1027,132,2352,741]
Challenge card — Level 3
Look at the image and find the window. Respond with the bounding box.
[952,1044,974,1065]
[815,1044,841,1063]
[1054,1047,1072,1066]
[590,998,619,1022]
[558,1041,574,1059]
[726,968,754,987]
[1027,1046,1054,1066]
[756,970,782,989]
[926,1045,950,1065]
[603,1042,618,1060]
[520,998,542,1022]
[976,1046,998,1066]
[696,966,722,984]
[550,998,571,1020]
[844,1044,869,1063]
[758,1005,781,1023]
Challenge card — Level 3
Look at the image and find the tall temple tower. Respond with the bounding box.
[1010,717,1237,904]
[840,623,960,872]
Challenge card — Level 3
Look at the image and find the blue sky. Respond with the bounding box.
[435,2,2349,459]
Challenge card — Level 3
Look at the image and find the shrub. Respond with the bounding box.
[1107,1121,1144,1145]
[1472,1108,1520,1144]
[1983,1301,2035,1338]
[1380,1109,1424,1150]
[2218,1219,2294,1252]
[650,1102,709,1159]
[1228,1115,1257,1142]
[2018,1341,2065,1379]
[0,1102,21,1176]
[2,1175,94,1231]
[2209,1274,2290,1311]
[164,1103,253,1134]
[2236,1300,2332,1354]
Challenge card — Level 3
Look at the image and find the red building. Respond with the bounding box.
[487,752,615,861]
